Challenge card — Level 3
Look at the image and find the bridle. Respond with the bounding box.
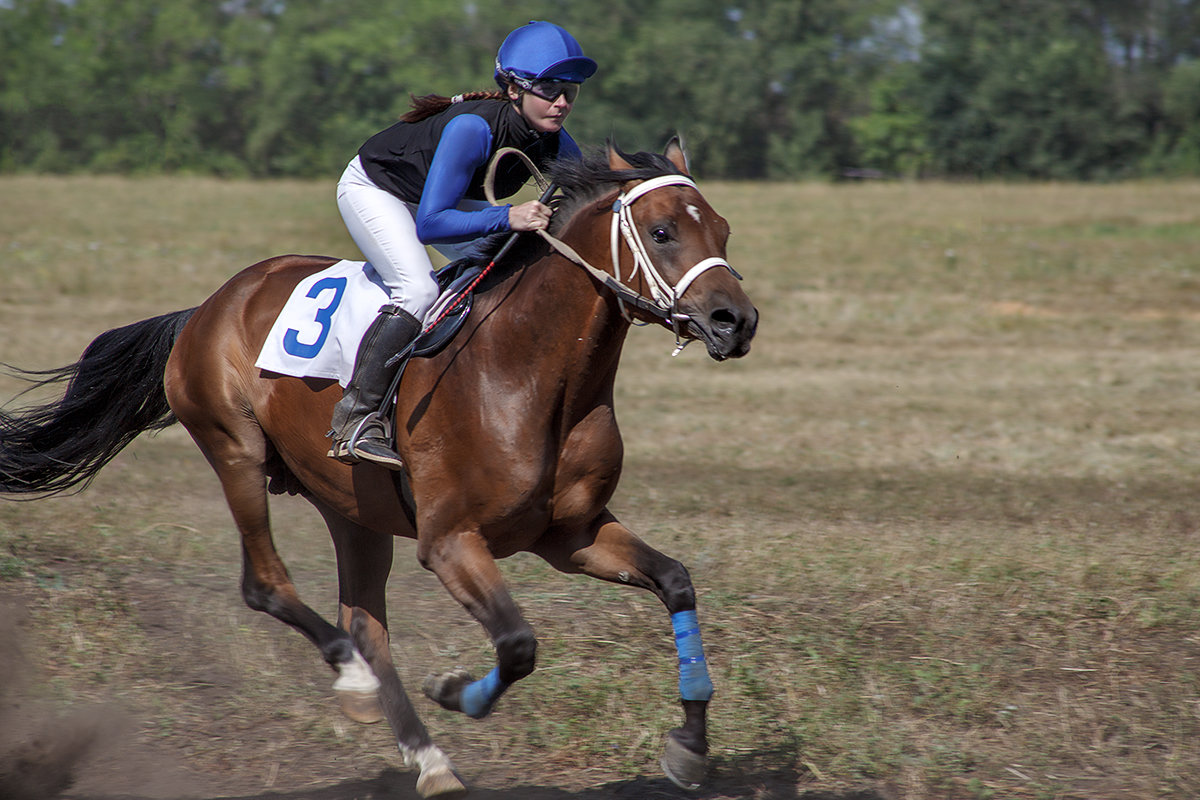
[378,151,743,415]
[486,149,743,355]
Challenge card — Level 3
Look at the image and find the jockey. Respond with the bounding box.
[329,21,597,469]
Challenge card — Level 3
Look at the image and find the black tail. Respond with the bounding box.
[0,308,198,498]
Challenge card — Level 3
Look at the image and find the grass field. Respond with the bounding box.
[2,173,1199,800]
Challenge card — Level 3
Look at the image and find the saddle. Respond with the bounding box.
[375,257,481,413]
[410,258,481,358]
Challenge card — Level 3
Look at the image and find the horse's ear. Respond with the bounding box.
[607,139,634,171]
[664,135,691,176]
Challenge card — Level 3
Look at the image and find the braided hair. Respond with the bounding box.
[401,90,509,123]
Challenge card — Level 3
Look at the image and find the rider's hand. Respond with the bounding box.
[509,201,551,232]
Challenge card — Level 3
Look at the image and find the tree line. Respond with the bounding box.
[1,0,1197,181]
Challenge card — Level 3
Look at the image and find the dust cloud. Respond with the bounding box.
[0,597,107,800]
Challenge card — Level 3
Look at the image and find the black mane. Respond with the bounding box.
[546,146,688,230]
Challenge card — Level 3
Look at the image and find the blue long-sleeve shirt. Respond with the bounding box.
[357,98,579,245]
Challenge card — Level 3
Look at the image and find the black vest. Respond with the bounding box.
[357,99,561,203]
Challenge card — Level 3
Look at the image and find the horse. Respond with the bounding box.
[0,141,757,797]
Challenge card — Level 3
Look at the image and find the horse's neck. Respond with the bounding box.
[527,246,629,357]
[551,202,634,342]
[485,233,631,403]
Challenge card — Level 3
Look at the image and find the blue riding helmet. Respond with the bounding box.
[494,21,598,87]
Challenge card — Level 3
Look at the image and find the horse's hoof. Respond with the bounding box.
[332,651,383,723]
[404,744,467,799]
[416,767,468,798]
[335,688,385,724]
[422,667,474,712]
[661,733,706,791]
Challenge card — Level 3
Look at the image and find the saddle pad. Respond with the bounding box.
[255,259,390,387]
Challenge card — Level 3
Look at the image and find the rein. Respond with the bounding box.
[485,148,742,355]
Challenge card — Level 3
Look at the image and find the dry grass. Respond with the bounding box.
[2,175,1200,799]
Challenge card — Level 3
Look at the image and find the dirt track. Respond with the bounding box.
[1,590,879,800]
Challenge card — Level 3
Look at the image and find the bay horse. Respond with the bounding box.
[0,142,757,797]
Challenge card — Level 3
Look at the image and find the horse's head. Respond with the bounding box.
[547,140,758,361]
[609,140,757,360]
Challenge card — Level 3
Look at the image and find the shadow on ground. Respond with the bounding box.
[65,764,890,800]
[259,769,888,800]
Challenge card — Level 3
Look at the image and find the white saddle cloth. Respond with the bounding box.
[255,259,390,387]
[255,259,482,387]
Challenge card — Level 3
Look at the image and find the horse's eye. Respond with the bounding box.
[650,226,671,244]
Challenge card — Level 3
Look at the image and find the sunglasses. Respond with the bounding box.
[523,79,581,104]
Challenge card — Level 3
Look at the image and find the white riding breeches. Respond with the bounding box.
[337,156,494,321]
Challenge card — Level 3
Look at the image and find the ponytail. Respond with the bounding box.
[401,90,508,123]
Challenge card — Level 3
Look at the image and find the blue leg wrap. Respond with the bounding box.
[459,666,508,719]
[671,610,715,702]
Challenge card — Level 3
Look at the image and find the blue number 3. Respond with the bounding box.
[283,276,347,358]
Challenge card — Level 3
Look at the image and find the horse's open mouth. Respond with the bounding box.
[687,311,756,361]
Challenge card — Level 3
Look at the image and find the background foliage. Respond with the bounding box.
[1,0,1199,180]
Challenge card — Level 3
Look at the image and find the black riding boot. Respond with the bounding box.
[327,303,421,470]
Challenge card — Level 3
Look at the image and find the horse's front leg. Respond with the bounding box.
[319,505,465,799]
[531,510,714,790]
[418,529,537,720]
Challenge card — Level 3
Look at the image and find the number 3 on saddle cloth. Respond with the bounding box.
[255,258,479,389]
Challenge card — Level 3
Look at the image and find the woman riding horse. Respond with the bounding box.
[0,140,757,798]
[331,20,597,469]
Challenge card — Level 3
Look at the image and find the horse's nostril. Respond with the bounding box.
[710,308,739,334]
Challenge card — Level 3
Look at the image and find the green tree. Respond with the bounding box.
[913,0,1146,179]
[1149,59,1200,174]
[2,0,1197,180]
[849,63,930,177]
[0,0,252,172]
[559,0,900,179]
[1099,0,1200,177]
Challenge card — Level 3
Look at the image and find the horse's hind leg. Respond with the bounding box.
[197,428,469,783]
[531,511,714,790]
[318,505,465,799]
[174,404,365,692]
